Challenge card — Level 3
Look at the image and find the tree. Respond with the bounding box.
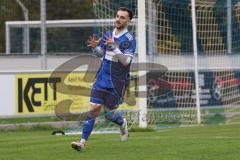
[0,0,93,54]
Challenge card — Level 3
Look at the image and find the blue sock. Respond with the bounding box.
[105,111,124,126]
[82,112,95,140]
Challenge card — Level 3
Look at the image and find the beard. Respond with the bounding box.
[115,22,125,30]
[116,25,124,30]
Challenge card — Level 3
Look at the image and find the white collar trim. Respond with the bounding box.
[113,28,128,38]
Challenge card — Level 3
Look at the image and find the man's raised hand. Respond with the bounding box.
[105,37,116,49]
[87,35,101,48]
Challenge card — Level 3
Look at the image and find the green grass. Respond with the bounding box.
[0,124,240,160]
[0,116,60,124]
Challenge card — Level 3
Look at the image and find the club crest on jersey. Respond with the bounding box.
[119,41,132,50]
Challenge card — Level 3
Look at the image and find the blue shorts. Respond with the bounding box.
[90,88,123,110]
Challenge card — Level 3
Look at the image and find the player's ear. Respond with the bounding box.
[128,17,132,23]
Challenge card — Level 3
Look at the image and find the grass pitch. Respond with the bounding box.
[0,124,239,160]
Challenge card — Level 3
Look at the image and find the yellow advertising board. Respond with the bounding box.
[16,72,138,115]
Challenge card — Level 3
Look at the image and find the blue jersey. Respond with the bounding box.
[93,29,136,98]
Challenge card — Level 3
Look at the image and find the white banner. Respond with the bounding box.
[0,75,15,116]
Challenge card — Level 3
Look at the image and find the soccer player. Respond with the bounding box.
[71,7,136,151]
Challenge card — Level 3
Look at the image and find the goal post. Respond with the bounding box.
[137,0,148,128]
[191,0,201,124]
[92,0,201,128]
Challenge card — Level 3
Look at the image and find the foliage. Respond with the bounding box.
[0,0,93,54]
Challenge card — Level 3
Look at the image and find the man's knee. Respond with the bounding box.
[104,107,115,120]
[89,105,102,118]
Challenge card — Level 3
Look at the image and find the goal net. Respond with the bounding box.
[149,0,240,125]
[63,0,240,135]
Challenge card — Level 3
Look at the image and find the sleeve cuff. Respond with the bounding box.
[94,46,104,56]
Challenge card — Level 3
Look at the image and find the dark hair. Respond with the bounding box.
[117,7,133,20]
